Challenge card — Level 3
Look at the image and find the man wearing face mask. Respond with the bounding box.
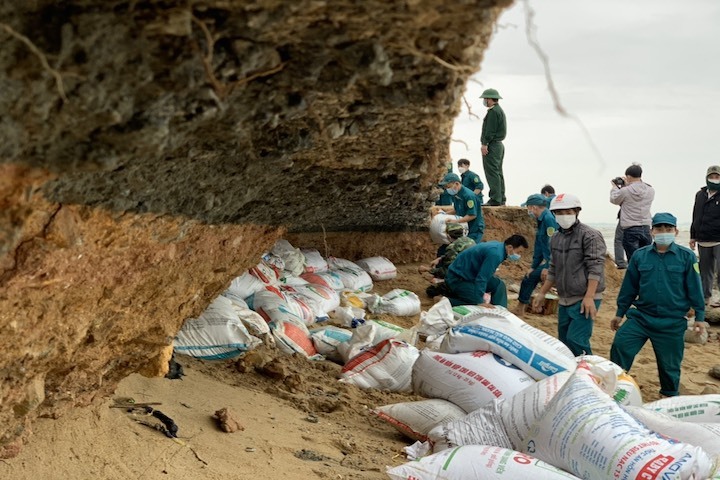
[610,213,705,397]
[532,193,606,356]
[479,88,507,207]
[515,194,559,318]
[457,158,484,205]
[433,172,485,243]
[443,234,529,307]
[690,165,720,306]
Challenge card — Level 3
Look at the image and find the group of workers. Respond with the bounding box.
[426,90,708,398]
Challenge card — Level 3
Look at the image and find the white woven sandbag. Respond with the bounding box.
[271,319,318,358]
[624,406,720,456]
[578,354,643,406]
[412,350,535,413]
[429,212,467,245]
[174,296,261,360]
[309,326,352,362]
[226,272,266,300]
[429,370,572,453]
[280,286,326,325]
[523,368,715,480]
[300,271,345,291]
[337,319,416,363]
[291,284,340,315]
[278,275,309,286]
[248,262,280,285]
[301,248,328,273]
[332,306,366,328]
[644,394,720,423]
[339,339,419,392]
[331,266,373,292]
[387,445,582,480]
[252,286,306,328]
[368,289,421,316]
[441,305,575,379]
[221,291,270,337]
[372,399,467,442]
[418,296,457,338]
[356,256,397,281]
[271,239,305,276]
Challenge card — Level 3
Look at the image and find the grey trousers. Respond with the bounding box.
[699,244,720,300]
[614,221,627,268]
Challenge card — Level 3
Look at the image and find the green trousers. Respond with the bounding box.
[558,300,601,356]
[610,309,687,397]
[482,142,505,204]
[445,273,507,308]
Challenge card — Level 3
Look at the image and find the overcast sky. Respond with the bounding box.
[450,0,720,226]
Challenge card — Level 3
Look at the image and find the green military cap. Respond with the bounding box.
[651,212,677,227]
[521,193,547,207]
[439,172,461,186]
[480,88,502,99]
[446,223,465,239]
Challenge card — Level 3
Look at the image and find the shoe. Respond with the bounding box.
[616,265,627,270]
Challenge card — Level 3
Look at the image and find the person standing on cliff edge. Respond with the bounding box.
[480,88,507,206]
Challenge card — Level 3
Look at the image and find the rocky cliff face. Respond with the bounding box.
[0,0,511,456]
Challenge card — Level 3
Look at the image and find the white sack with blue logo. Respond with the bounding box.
[440,305,575,380]
[174,295,261,360]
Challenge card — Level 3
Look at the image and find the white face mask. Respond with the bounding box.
[709,178,720,184]
[555,214,577,229]
[482,99,489,108]
[458,166,468,174]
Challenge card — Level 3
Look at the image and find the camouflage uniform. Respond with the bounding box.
[430,236,476,278]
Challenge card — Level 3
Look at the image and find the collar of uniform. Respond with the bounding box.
[651,242,680,255]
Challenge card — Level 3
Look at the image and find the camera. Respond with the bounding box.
[612,177,625,188]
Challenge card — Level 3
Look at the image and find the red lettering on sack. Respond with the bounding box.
[638,455,674,480]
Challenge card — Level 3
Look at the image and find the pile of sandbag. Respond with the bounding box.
[375,300,719,479]
[174,239,409,361]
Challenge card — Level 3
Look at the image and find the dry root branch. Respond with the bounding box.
[1,22,68,102]
[191,15,285,98]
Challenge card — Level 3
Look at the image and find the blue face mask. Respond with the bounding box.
[654,233,675,246]
[508,253,521,262]
[527,209,536,218]
[446,187,459,196]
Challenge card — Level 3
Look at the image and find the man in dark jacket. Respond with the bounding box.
[691,165,720,305]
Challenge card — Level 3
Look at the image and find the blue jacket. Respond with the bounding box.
[532,209,559,269]
[616,242,705,322]
[448,241,505,294]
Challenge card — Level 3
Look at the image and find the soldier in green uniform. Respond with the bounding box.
[433,172,485,243]
[457,158,484,205]
[435,161,455,206]
[480,88,507,206]
[610,212,706,397]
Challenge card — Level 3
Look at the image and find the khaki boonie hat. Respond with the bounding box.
[707,165,720,177]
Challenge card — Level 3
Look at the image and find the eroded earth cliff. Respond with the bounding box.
[0,0,512,456]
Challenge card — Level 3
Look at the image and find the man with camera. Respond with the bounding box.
[610,164,655,260]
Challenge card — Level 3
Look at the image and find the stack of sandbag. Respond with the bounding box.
[301,248,328,273]
[251,286,319,358]
[522,366,715,479]
[339,339,419,392]
[300,270,345,291]
[225,261,281,301]
[174,295,262,360]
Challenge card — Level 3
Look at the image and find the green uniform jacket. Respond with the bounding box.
[447,241,506,295]
[452,185,484,238]
[461,170,484,197]
[616,242,705,322]
[481,104,506,145]
[532,209,559,270]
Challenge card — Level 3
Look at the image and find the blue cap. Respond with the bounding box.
[522,193,548,207]
[651,212,677,227]
[439,172,461,186]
